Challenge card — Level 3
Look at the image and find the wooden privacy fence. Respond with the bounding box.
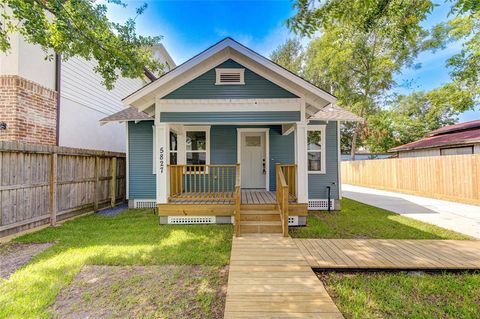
[0,141,126,238]
[341,154,480,205]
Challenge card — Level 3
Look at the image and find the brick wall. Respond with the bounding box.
[0,75,57,145]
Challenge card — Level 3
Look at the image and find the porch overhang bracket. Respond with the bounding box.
[282,124,295,136]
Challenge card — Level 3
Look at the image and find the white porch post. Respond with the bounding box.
[295,122,308,203]
[155,123,169,204]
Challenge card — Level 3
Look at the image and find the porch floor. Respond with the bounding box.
[168,189,296,205]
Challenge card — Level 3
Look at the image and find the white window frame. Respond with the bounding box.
[215,68,245,85]
[183,126,211,168]
[169,130,178,165]
[307,125,326,174]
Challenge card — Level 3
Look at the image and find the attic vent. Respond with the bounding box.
[215,68,245,85]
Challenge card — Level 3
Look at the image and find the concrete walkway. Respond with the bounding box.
[343,184,480,239]
[224,234,343,319]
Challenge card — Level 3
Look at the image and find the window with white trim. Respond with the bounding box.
[307,125,326,174]
[169,131,178,164]
[215,68,245,85]
[185,126,210,171]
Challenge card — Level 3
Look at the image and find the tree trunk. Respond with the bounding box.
[350,123,362,161]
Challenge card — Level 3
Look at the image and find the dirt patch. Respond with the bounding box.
[0,243,53,279]
[51,265,229,319]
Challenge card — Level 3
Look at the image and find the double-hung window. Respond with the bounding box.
[307,125,326,174]
[185,126,210,171]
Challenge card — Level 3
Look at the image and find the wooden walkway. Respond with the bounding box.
[295,239,480,269]
[224,235,343,319]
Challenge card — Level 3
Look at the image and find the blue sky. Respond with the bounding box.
[107,0,478,122]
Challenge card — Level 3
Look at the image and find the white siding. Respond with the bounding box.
[61,56,145,115]
[398,144,480,158]
[59,56,146,152]
[398,149,440,158]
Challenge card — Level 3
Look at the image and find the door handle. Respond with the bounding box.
[262,159,266,174]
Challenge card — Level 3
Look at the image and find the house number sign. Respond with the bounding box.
[159,147,165,173]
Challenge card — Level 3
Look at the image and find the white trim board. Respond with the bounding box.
[160,121,299,125]
[236,128,270,191]
[156,98,301,112]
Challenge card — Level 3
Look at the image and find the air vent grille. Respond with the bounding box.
[215,68,245,85]
[308,199,335,211]
[168,216,215,224]
[133,199,156,208]
[220,72,241,83]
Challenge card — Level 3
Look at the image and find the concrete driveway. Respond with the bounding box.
[342,184,480,239]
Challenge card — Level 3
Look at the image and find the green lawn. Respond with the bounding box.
[0,209,232,318]
[290,198,470,240]
[321,271,480,319]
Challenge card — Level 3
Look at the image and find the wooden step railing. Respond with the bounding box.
[234,164,241,237]
[275,163,290,237]
[168,164,237,200]
[279,164,297,202]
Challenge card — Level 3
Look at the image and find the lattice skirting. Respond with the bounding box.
[308,199,335,211]
[167,216,216,224]
[133,199,157,208]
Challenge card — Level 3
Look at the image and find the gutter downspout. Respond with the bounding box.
[55,53,61,146]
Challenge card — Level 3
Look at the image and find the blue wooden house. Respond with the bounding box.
[102,38,361,236]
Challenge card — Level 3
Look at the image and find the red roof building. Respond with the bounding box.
[389,119,480,158]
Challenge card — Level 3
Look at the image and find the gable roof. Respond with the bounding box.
[389,120,480,152]
[122,37,337,112]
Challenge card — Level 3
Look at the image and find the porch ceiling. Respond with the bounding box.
[308,103,364,122]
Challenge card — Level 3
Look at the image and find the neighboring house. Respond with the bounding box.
[390,120,480,158]
[0,32,175,152]
[102,38,361,233]
[341,153,392,161]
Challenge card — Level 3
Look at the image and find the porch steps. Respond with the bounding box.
[240,210,280,222]
[240,209,282,233]
[240,220,283,233]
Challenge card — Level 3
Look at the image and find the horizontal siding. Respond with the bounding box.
[128,121,156,199]
[160,111,300,123]
[164,59,297,99]
[398,149,440,158]
[211,126,238,165]
[61,56,145,115]
[269,126,295,191]
[308,121,340,200]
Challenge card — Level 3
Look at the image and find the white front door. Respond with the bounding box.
[240,132,266,189]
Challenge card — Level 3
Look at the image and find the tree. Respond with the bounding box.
[270,39,304,75]
[1,0,162,89]
[287,0,435,159]
[435,0,480,101]
[364,85,469,152]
